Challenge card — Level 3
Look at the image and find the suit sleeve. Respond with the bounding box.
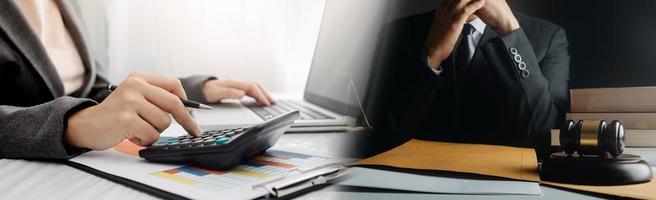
[393,48,450,133]
[0,97,96,159]
[180,75,217,104]
[367,27,453,149]
[481,27,570,159]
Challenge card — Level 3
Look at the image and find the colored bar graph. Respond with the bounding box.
[178,166,210,176]
[267,150,312,159]
[232,168,270,179]
[243,162,265,168]
[149,150,324,192]
[163,168,180,174]
[151,172,197,185]
[251,159,296,169]
[191,167,226,175]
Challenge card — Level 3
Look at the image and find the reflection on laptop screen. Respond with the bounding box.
[303,0,390,118]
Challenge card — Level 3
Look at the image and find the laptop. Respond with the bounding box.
[192,0,390,132]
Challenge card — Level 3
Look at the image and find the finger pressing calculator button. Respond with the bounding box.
[214,137,230,145]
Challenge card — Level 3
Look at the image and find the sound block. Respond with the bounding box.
[541,153,653,185]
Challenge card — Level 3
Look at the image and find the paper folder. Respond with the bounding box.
[355,139,540,182]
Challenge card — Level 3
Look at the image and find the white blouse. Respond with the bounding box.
[15,0,85,95]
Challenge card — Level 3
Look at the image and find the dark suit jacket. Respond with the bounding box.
[365,11,570,159]
[0,1,214,159]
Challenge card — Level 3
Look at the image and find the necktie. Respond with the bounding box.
[455,24,476,69]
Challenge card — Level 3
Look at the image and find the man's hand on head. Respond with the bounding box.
[425,0,486,70]
[475,0,520,36]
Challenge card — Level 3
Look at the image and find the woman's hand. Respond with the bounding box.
[65,72,203,150]
[202,79,275,106]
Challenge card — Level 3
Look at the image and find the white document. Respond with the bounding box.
[338,167,542,195]
[70,124,342,200]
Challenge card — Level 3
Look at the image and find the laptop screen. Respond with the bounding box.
[303,0,390,118]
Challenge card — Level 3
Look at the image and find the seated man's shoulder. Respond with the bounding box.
[515,12,564,35]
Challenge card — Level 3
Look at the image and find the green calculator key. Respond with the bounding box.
[214,137,230,144]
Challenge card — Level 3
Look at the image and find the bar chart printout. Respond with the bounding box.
[149,150,329,191]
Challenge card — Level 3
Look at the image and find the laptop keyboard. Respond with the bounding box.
[244,100,334,120]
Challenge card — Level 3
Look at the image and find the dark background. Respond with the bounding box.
[389,0,656,89]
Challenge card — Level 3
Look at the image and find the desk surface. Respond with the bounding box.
[0,132,354,200]
[1,133,654,200]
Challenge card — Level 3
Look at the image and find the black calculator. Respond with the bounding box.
[139,111,300,170]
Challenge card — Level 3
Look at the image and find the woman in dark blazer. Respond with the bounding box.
[0,1,274,159]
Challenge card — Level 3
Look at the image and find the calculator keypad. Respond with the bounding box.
[151,127,249,150]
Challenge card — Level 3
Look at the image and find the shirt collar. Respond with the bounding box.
[468,17,487,34]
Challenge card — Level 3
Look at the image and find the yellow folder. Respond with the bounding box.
[355,139,656,199]
[355,139,540,182]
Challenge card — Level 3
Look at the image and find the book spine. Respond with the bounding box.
[570,87,656,112]
[551,129,656,147]
[566,113,656,130]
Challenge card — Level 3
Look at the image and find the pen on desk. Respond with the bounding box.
[107,85,213,110]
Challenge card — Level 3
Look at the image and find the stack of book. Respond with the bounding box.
[557,86,656,147]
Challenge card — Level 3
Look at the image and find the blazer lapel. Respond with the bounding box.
[56,1,96,97]
[0,1,64,98]
[478,26,498,48]
[460,26,497,88]
[471,27,497,89]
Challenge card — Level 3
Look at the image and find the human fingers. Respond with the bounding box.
[256,84,276,105]
[127,71,188,100]
[244,83,271,106]
[212,86,247,100]
[126,116,160,146]
[135,81,202,137]
[213,80,271,106]
[455,0,486,23]
[136,100,172,133]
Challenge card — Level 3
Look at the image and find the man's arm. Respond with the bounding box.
[481,26,570,159]
[365,18,456,152]
[385,0,486,133]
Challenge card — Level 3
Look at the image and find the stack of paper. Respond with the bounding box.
[339,139,542,195]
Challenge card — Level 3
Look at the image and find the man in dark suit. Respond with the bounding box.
[365,0,569,159]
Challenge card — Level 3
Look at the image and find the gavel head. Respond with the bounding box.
[560,120,625,157]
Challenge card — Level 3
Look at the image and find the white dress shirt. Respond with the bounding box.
[15,0,86,95]
[431,17,487,76]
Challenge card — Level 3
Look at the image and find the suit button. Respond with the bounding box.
[510,47,518,54]
[514,54,522,63]
[518,62,527,70]
[521,70,530,78]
